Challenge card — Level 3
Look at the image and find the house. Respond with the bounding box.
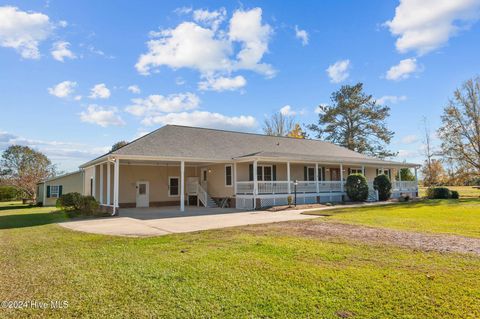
[37,170,88,206]
[77,125,419,214]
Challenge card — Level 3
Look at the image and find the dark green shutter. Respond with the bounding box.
[46,185,51,198]
[59,185,63,196]
[304,166,307,180]
[322,167,326,181]
[249,164,253,181]
[272,165,277,181]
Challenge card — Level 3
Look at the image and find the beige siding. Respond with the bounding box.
[43,172,84,206]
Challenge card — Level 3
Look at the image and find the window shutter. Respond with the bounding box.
[348,168,351,175]
[249,164,253,181]
[46,185,51,198]
[304,166,307,181]
[59,185,63,196]
[272,165,277,181]
[322,167,326,181]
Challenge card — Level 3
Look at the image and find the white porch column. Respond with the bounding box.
[315,163,319,193]
[99,164,104,204]
[106,161,111,205]
[287,161,291,194]
[233,162,237,195]
[398,168,402,181]
[113,159,119,213]
[180,160,185,212]
[362,165,365,175]
[340,163,344,192]
[92,165,96,199]
[253,160,258,209]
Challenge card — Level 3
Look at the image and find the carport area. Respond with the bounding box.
[59,206,319,237]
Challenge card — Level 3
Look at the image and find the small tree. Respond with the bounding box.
[287,124,306,138]
[345,174,369,201]
[0,146,56,200]
[373,174,392,201]
[396,168,415,181]
[421,159,446,186]
[110,141,129,152]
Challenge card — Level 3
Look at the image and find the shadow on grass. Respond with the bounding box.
[304,198,480,216]
[0,204,36,211]
[0,212,67,229]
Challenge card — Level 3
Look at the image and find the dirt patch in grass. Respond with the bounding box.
[247,220,480,256]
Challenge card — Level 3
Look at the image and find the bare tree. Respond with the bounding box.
[421,117,442,186]
[263,112,294,136]
[438,77,480,174]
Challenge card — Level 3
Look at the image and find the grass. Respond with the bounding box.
[1,201,480,318]
[418,185,480,198]
[307,199,480,238]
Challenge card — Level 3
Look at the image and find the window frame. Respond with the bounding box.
[256,165,273,182]
[225,164,233,187]
[350,168,363,175]
[168,176,180,197]
[50,185,60,198]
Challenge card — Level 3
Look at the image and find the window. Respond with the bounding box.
[350,168,363,174]
[169,177,179,196]
[139,183,146,195]
[256,165,273,181]
[377,168,390,176]
[307,167,315,181]
[50,185,60,198]
[225,165,232,186]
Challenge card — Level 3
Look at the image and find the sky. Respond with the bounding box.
[1,0,480,172]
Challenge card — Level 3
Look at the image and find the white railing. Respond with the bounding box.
[187,182,198,195]
[196,183,208,207]
[235,181,344,195]
[393,181,418,191]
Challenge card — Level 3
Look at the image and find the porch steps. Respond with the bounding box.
[367,189,378,202]
[206,195,218,208]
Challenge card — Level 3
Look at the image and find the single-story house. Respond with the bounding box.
[74,125,419,215]
[37,170,90,206]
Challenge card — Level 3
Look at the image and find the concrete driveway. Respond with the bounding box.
[59,208,319,237]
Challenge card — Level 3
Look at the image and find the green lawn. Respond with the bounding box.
[1,201,480,318]
[309,199,480,238]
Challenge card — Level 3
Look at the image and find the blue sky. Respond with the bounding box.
[1,0,480,172]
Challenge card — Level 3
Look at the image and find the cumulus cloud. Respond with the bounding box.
[385,58,418,80]
[51,41,76,62]
[377,95,407,105]
[48,80,77,98]
[141,110,257,131]
[295,25,309,46]
[80,105,125,127]
[326,59,350,83]
[279,105,297,116]
[385,0,480,55]
[127,85,141,94]
[89,83,111,99]
[135,7,274,88]
[125,92,200,116]
[0,6,53,59]
[198,75,246,91]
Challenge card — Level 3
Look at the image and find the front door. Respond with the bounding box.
[136,181,149,208]
[330,168,340,181]
[200,168,208,190]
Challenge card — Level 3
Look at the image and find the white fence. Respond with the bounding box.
[235,181,344,195]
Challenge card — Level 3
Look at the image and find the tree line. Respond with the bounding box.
[263,78,480,186]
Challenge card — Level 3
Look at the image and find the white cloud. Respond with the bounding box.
[385,58,418,80]
[89,83,111,99]
[385,0,480,55]
[0,6,53,59]
[198,75,246,91]
[279,105,296,116]
[401,134,419,144]
[127,85,141,94]
[377,95,407,105]
[48,80,77,98]
[125,92,200,116]
[175,77,186,85]
[193,8,226,31]
[51,41,76,62]
[141,110,257,131]
[295,25,309,46]
[80,105,125,127]
[136,7,274,81]
[326,59,350,83]
[397,149,419,158]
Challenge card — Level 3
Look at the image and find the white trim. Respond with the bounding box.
[99,164,104,204]
[92,165,96,200]
[50,185,60,198]
[233,162,237,194]
[256,164,273,181]
[113,159,119,211]
[106,162,111,205]
[340,164,344,193]
[349,167,363,174]
[225,164,233,187]
[180,161,185,212]
[306,166,315,181]
[168,176,180,197]
[287,161,291,194]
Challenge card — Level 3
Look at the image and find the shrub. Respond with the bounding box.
[373,174,392,201]
[345,174,369,202]
[287,196,293,206]
[56,192,82,210]
[450,190,459,199]
[426,187,451,199]
[79,196,99,216]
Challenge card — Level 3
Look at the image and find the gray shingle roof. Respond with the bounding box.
[94,125,417,167]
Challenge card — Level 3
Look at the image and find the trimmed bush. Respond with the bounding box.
[345,174,369,202]
[56,192,99,215]
[373,174,392,201]
[426,187,451,199]
[450,190,459,199]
